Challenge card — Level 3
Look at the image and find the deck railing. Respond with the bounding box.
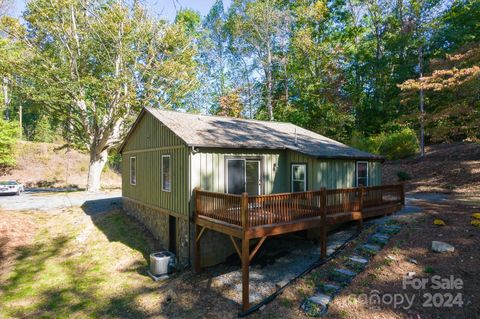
[195,183,404,313]
[194,184,404,229]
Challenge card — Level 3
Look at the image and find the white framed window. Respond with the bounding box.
[356,161,369,187]
[130,156,137,185]
[291,164,307,192]
[162,155,171,192]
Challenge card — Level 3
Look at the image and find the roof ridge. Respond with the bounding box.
[145,107,295,126]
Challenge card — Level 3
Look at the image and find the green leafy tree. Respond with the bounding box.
[227,0,292,120]
[32,115,55,143]
[1,0,198,191]
[285,0,355,141]
[197,0,231,114]
[0,118,18,167]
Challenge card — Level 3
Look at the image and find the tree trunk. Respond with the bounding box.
[418,46,425,157]
[3,76,10,120]
[266,41,274,121]
[87,148,108,192]
[266,67,273,121]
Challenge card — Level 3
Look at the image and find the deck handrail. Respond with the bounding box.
[194,183,404,313]
[194,184,404,228]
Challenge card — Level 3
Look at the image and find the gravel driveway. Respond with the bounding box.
[0,190,122,212]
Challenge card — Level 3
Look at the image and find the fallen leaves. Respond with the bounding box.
[471,220,480,228]
[470,213,480,227]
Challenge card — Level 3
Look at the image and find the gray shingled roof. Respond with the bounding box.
[127,107,383,160]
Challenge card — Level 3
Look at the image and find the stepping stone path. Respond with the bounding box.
[301,220,403,317]
[377,225,401,235]
[346,256,369,270]
[301,293,331,317]
[329,268,357,283]
[320,283,341,295]
[358,244,381,256]
[369,233,391,246]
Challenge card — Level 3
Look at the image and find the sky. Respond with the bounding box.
[11,0,231,21]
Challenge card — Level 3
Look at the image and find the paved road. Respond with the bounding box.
[0,190,122,212]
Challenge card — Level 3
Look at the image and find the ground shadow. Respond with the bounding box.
[81,198,159,267]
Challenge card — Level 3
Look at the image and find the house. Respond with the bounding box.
[119,107,388,268]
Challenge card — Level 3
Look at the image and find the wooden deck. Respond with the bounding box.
[194,184,404,312]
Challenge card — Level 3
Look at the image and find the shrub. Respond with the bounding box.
[349,131,382,155]
[379,128,419,160]
[350,128,418,160]
[106,151,122,173]
[396,171,411,181]
[0,119,19,167]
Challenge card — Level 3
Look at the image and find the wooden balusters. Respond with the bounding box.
[320,188,327,259]
[195,184,404,231]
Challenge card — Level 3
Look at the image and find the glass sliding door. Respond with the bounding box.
[227,159,245,194]
[245,160,261,196]
[226,158,262,195]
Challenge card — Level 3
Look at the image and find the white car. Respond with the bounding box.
[0,181,24,195]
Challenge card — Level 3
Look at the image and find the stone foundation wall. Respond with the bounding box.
[123,198,189,267]
[123,197,237,268]
[177,218,190,267]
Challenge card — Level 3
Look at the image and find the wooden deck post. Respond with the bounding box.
[320,188,327,259]
[194,187,201,273]
[358,186,365,230]
[240,192,250,312]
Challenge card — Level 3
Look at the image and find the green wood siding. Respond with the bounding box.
[190,149,287,194]
[190,148,383,197]
[369,161,382,186]
[123,112,184,152]
[286,151,359,190]
[122,112,189,217]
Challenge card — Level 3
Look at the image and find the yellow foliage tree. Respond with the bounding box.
[399,43,480,142]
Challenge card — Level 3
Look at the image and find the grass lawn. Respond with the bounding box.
[0,208,164,318]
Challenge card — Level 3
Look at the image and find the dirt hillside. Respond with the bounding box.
[1,141,121,189]
[382,143,480,196]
